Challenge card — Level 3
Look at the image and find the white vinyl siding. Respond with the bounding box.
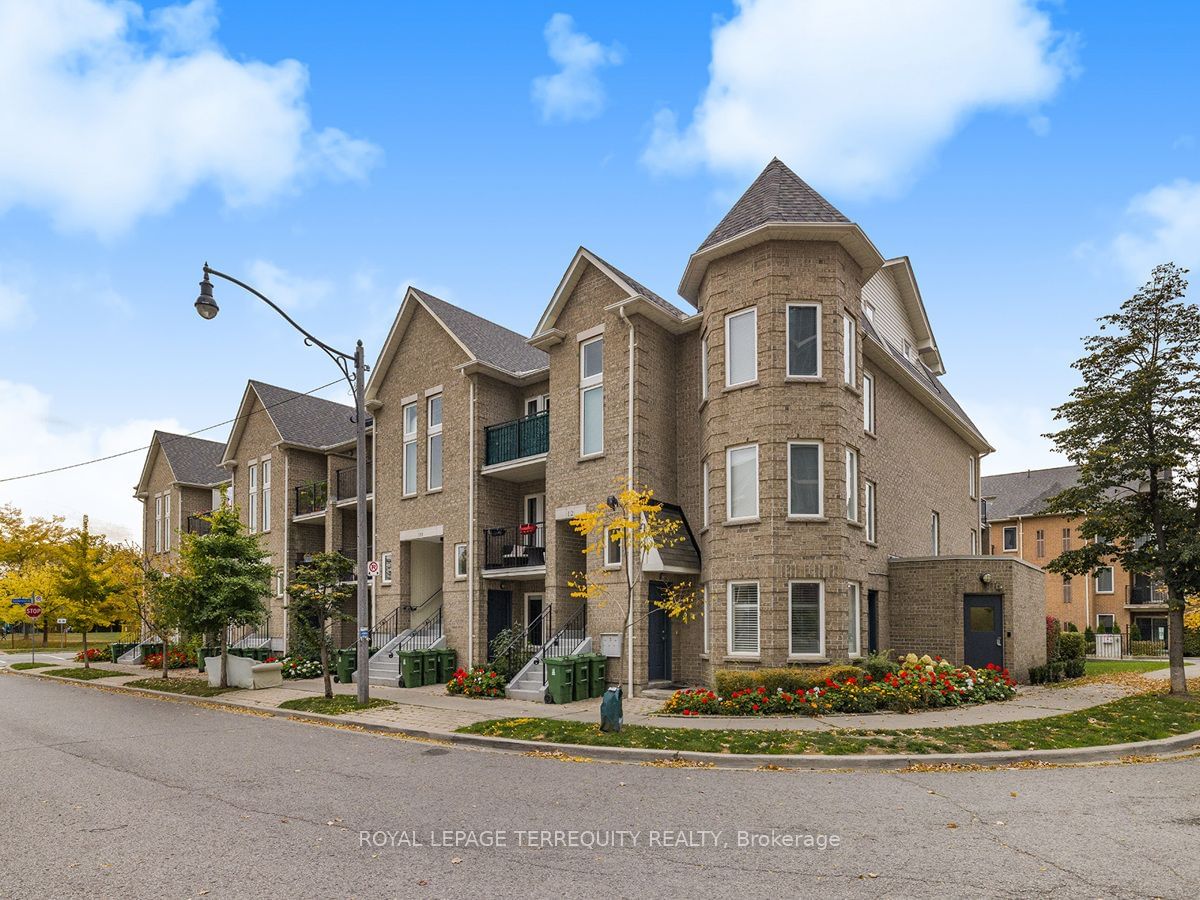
[845,448,859,523]
[842,314,856,386]
[580,336,604,456]
[726,444,759,521]
[786,303,820,378]
[787,441,823,518]
[260,459,271,532]
[427,394,443,491]
[728,581,760,655]
[862,370,875,432]
[402,402,417,496]
[247,462,258,533]
[789,581,824,657]
[864,480,877,543]
[861,268,920,360]
[725,307,757,387]
[847,583,861,658]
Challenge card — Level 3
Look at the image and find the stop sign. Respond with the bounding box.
[25,604,42,619]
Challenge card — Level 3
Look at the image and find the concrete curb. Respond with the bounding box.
[9,667,1200,771]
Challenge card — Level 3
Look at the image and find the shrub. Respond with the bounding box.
[1065,622,1078,632]
[1063,658,1086,678]
[1184,628,1200,657]
[1129,640,1167,657]
[74,647,107,663]
[861,650,899,682]
[143,649,194,670]
[1058,631,1086,661]
[446,667,506,698]
[1084,627,1096,645]
[714,664,867,697]
[1046,616,1061,661]
[277,656,322,679]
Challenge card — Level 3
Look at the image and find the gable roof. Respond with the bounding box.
[872,257,944,376]
[697,158,851,252]
[981,465,1080,521]
[222,380,357,464]
[134,431,226,497]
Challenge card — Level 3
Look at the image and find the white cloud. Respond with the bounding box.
[532,13,623,123]
[246,259,333,311]
[643,0,1074,194]
[0,0,381,238]
[970,400,1069,478]
[1109,179,1200,281]
[0,275,31,329]
[0,380,185,544]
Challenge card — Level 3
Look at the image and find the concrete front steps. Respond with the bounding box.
[352,618,446,687]
[504,636,591,703]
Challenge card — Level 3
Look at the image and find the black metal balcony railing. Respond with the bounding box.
[335,464,373,501]
[186,512,213,535]
[485,410,549,467]
[1128,581,1169,605]
[483,522,545,570]
[294,480,328,516]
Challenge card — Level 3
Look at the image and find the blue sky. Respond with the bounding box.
[2,0,1198,540]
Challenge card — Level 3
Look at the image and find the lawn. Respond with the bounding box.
[1085,660,1169,675]
[44,667,125,681]
[278,695,395,715]
[1,631,125,652]
[459,694,1200,756]
[9,662,57,670]
[124,677,235,698]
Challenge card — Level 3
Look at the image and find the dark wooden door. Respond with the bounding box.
[648,582,671,681]
[486,590,512,657]
[963,594,1003,669]
[867,590,879,654]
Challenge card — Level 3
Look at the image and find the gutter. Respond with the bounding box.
[468,377,476,669]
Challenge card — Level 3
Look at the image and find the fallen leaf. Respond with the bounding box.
[418,880,428,886]
[451,857,462,865]
[946,822,958,829]
[1010,791,1018,797]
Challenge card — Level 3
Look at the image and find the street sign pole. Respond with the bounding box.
[26,602,43,665]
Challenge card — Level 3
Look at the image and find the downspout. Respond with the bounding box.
[467,377,476,669]
[283,455,290,653]
[620,306,636,694]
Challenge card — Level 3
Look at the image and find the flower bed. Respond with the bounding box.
[275,656,323,680]
[74,647,108,663]
[663,655,1016,717]
[446,667,506,698]
[143,649,195,670]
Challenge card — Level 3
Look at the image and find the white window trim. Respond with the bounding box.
[968,455,977,500]
[786,440,824,519]
[524,394,549,416]
[931,510,941,556]
[454,543,468,580]
[727,580,760,657]
[701,585,709,655]
[604,526,622,569]
[848,583,862,659]
[276,570,284,598]
[864,479,877,543]
[1097,613,1116,630]
[725,443,760,522]
[788,579,826,659]
[842,314,857,387]
[402,402,418,497]
[247,462,258,533]
[970,528,977,555]
[1002,525,1018,552]
[163,492,171,553]
[701,460,710,529]
[380,551,393,585]
[579,336,604,458]
[427,393,443,492]
[1095,566,1115,594]
[700,335,708,402]
[260,457,271,533]
[862,370,875,433]
[785,302,822,379]
[724,306,758,388]
[845,448,859,523]
[153,494,162,553]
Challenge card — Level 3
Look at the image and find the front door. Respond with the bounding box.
[648,581,671,682]
[486,590,512,658]
[963,594,1003,669]
[525,593,544,645]
[867,590,879,654]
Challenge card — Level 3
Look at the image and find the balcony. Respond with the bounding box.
[186,512,213,535]
[1127,580,1169,607]
[294,480,328,518]
[482,522,546,579]
[482,411,548,481]
[335,464,374,503]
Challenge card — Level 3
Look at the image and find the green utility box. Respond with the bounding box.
[572,656,591,702]
[545,656,574,705]
[588,654,607,698]
[421,650,439,686]
[436,648,457,682]
[335,648,355,684]
[399,651,423,688]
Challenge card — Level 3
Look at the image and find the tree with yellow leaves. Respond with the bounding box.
[56,516,135,668]
[569,482,697,694]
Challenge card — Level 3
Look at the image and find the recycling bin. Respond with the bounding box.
[335,648,355,684]
[421,650,439,686]
[399,651,423,688]
[572,656,590,701]
[545,656,574,705]
[589,654,607,698]
[436,648,458,682]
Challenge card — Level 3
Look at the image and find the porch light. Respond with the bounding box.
[194,270,219,320]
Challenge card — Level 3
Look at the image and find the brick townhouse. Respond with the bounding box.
[982,465,1169,640]
[134,430,227,567]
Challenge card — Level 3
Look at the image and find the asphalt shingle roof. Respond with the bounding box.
[250,381,358,450]
[697,158,850,253]
[981,465,1081,521]
[412,288,548,375]
[155,431,226,486]
[586,250,687,320]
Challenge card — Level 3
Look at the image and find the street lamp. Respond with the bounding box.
[193,264,372,705]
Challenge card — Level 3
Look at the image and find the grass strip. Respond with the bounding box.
[44,667,125,681]
[278,695,395,715]
[124,677,235,697]
[1084,660,1168,675]
[10,662,57,670]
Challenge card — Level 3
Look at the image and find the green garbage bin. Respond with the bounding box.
[436,648,458,682]
[335,648,355,684]
[399,650,422,688]
[545,656,573,705]
[589,654,607,698]
[421,650,439,686]
[572,656,590,701]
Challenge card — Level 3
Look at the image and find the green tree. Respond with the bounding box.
[1,505,69,645]
[56,516,131,668]
[1044,263,1200,695]
[286,552,354,698]
[175,506,272,688]
[137,564,187,680]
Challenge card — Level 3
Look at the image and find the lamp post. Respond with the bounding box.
[194,265,372,705]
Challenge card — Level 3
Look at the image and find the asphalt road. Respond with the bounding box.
[2,673,1198,899]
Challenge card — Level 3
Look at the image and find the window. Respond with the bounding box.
[842,314,857,386]
[154,495,162,553]
[1002,525,1017,552]
[789,581,824,657]
[1097,613,1115,631]
[1062,527,1072,551]
[726,444,759,521]
[701,461,710,529]
[381,552,393,585]
[1095,566,1114,594]
[580,336,604,456]
[970,528,977,555]
[276,570,284,598]
[702,586,709,655]
[1062,576,1072,604]
[728,581,760,655]
[261,459,271,532]
[525,394,548,416]
[402,402,417,496]
[968,456,976,499]
[454,543,468,579]
[248,462,258,533]
[787,441,823,518]
[930,511,940,555]
[845,448,859,522]
[604,527,623,568]
[427,394,443,491]
[700,336,708,402]
[865,480,877,543]
[786,303,820,377]
[1035,529,1045,558]
[862,371,875,432]
[847,583,862,658]
[725,307,757,387]
[163,493,171,552]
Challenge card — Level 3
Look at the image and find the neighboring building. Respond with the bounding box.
[360,158,1045,691]
[134,431,227,567]
[981,465,1168,639]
